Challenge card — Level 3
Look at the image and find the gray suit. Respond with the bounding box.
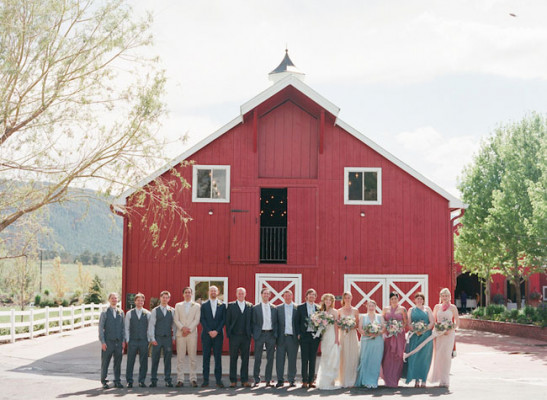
[99,307,125,385]
[251,303,278,384]
[276,302,299,384]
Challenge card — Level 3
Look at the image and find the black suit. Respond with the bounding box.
[296,303,320,384]
[226,301,252,384]
[251,303,278,384]
[276,302,299,384]
[200,300,226,385]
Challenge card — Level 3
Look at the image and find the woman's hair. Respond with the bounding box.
[320,293,336,311]
[340,291,352,307]
[439,288,451,303]
[366,299,377,307]
[414,292,425,301]
[389,291,399,299]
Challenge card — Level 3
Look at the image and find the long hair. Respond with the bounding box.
[320,293,335,311]
[340,291,352,307]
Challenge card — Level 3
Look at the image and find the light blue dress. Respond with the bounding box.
[355,314,384,388]
[405,307,433,383]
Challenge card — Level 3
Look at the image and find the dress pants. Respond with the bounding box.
[101,339,123,384]
[202,333,223,384]
[253,331,276,383]
[151,336,173,384]
[176,333,198,382]
[300,332,320,384]
[126,339,148,384]
[229,334,251,383]
[276,335,298,383]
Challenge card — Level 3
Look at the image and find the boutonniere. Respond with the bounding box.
[218,300,223,306]
[246,301,252,308]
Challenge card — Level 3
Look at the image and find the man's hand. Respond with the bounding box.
[151,340,158,346]
[182,327,191,335]
[101,343,107,351]
[122,342,127,351]
[209,330,218,338]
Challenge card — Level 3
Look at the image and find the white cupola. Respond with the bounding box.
[268,49,305,83]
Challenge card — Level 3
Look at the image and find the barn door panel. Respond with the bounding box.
[287,187,317,265]
[229,188,259,264]
[255,273,302,305]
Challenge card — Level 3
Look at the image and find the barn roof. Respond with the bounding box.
[117,74,466,209]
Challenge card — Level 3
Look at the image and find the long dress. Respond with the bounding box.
[429,307,455,387]
[405,307,433,383]
[381,306,405,387]
[316,310,340,390]
[355,314,384,388]
[337,309,360,387]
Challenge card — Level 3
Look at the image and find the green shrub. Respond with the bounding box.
[485,304,505,316]
[537,303,547,328]
[34,294,41,306]
[523,306,537,319]
[492,294,506,305]
[472,307,485,318]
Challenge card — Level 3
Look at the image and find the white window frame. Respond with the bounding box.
[255,273,302,305]
[344,167,382,205]
[192,165,231,203]
[189,276,229,303]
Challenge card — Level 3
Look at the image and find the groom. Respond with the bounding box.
[296,288,320,389]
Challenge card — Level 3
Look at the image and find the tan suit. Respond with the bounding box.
[174,301,201,382]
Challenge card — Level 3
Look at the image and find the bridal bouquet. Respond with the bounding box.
[362,321,382,338]
[337,315,356,332]
[410,320,429,336]
[434,320,454,333]
[308,311,335,338]
[385,319,404,337]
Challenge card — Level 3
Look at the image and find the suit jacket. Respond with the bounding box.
[174,301,201,337]
[276,302,299,345]
[225,301,252,339]
[296,302,320,338]
[251,303,278,340]
[200,299,226,337]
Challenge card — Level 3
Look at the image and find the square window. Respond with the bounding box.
[344,167,382,205]
[190,277,228,303]
[192,165,230,203]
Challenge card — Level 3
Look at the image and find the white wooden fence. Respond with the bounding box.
[0,303,109,344]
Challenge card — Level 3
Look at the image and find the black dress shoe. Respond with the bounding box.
[289,382,296,387]
[276,382,284,388]
[252,382,259,388]
[102,383,110,389]
[139,382,146,388]
[216,382,225,388]
[166,382,174,388]
[114,383,124,388]
[265,382,273,387]
[191,380,198,387]
[176,381,184,387]
[127,383,133,388]
[201,382,209,387]
[149,382,157,387]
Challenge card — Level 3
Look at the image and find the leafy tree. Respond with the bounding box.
[79,250,92,265]
[102,251,120,267]
[75,261,91,303]
[456,114,547,308]
[5,256,36,311]
[92,252,101,266]
[49,256,66,303]
[85,274,105,304]
[0,0,190,260]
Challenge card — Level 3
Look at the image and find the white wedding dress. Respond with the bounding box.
[316,310,340,390]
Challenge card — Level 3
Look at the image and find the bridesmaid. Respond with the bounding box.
[337,291,360,388]
[405,292,434,387]
[429,288,460,388]
[316,293,340,390]
[381,292,407,387]
[355,300,384,388]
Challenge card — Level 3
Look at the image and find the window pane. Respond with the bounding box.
[197,169,212,198]
[211,280,225,301]
[364,172,378,201]
[195,281,209,302]
[211,169,226,199]
[348,171,363,201]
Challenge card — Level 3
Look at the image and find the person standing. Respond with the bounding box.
[174,287,201,387]
[148,290,175,388]
[275,289,299,388]
[226,287,252,388]
[337,291,360,388]
[251,288,278,387]
[124,293,150,388]
[297,288,321,389]
[405,292,434,387]
[381,292,407,388]
[355,300,385,388]
[316,293,340,390]
[99,292,125,389]
[200,285,226,388]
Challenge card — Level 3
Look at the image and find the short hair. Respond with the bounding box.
[414,292,425,301]
[134,292,145,301]
[340,291,352,307]
[282,289,293,296]
[108,292,118,300]
[261,287,270,295]
[160,290,171,298]
[305,288,317,297]
[209,285,218,292]
[182,287,192,294]
[389,291,399,299]
[236,287,246,294]
[320,293,335,311]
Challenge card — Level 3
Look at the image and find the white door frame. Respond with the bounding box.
[255,273,302,305]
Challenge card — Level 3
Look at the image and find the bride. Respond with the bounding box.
[316,293,340,390]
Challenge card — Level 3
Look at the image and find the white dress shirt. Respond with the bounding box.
[210,299,218,318]
[261,302,272,330]
[184,301,192,313]
[237,300,246,313]
[284,303,294,335]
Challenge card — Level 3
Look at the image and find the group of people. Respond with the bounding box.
[98,285,459,390]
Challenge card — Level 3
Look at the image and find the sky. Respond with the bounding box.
[133,0,547,198]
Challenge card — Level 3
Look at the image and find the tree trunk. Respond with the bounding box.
[514,259,522,309]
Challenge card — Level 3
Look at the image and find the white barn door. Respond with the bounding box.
[255,273,302,305]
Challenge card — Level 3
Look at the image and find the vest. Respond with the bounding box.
[104,309,123,341]
[232,305,247,335]
[129,309,148,341]
[155,307,173,337]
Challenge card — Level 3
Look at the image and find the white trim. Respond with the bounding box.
[191,165,231,203]
[344,167,382,205]
[543,285,547,302]
[189,276,229,303]
[255,273,302,305]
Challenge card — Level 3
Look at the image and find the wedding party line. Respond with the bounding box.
[99,286,460,390]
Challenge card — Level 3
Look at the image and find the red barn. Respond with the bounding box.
[117,51,466,315]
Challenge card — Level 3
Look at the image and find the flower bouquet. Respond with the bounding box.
[337,315,356,332]
[434,319,454,333]
[362,321,382,339]
[385,319,404,337]
[307,311,335,338]
[410,320,429,336]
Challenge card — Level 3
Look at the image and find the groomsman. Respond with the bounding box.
[297,288,320,388]
[124,293,150,388]
[148,290,176,387]
[200,285,226,388]
[275,289,299,388]
[251,288,278,387]
[174,287,201,387]
[99,292,125,389]
[226,287,252,388]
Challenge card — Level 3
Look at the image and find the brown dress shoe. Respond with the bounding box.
[191,381,198,387]
[176,381,184,387]
[230,382,237,388]
[309,382,316,388]
[242,382,252,387]
[301,383,308,389]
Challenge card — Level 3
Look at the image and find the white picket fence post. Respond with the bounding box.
[81,304,85,328]
[10,309,15,343]
[45,307,50,336]
[29,308,34,339]
[70,305,75,331]
[59,306,63,333]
